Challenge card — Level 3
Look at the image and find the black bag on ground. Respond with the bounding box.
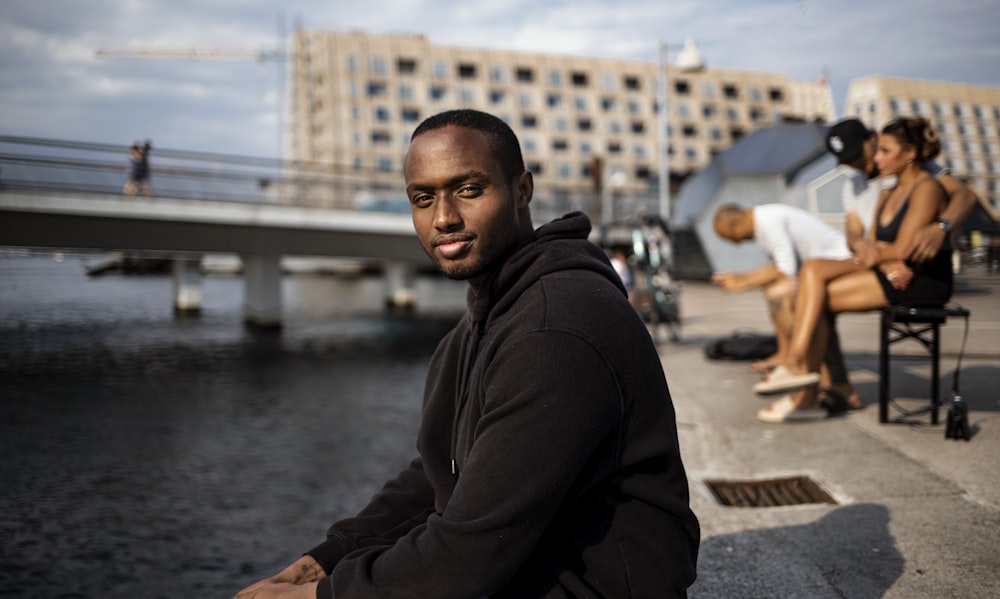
[704,331,777,361]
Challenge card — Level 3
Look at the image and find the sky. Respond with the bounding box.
[2,0,999,160]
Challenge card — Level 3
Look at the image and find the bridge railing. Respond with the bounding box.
[0,135,405,210]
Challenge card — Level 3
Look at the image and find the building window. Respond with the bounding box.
[600,73,617,92]
[702,82,716,99]
[520,92,533,108]
[554,117,568,131]
[367,82,386,96]
[634,144,647,158]
[429,86,446,101]
[609,121,621,134]
[458,63,477,79]
[601,97,615,111]
[557,163,572,178]
[460,88,476,104]
[624,75,641,91]
[889,98,900,114]
[433,61,449,80]
[749,86,762,102]
[682,125,697,138]
[723,84,739,99]
[702,104,717,118]
[401,108,420,122]
[371,56,387,75]
[523,138,536,153]
[553,139,568,151]
[608,142,622,154]
[548,70,562,86]
[577,118,592,132]
[371,131,391,143]
[516,67,534,83]
[547,93,562,108]
[769,87,784,102]
[374,106,391,122]
[635,165,651,179]
[685,147,698,160]
[580,141,592,153]
[726,106,740,121]
[397,58,417,74]
[522,115,538,128]
[527,161,543,174]
[571,72,588,87]
[678,103,691,118]
[399,84,414,100]
[490,65,507,83]
[575,96,587,111]
[631,121,645,134]
[750,107,765,121]
[490,90,505,104]
[674,80,690,95]
[377,157,393,172]
[627,99,640,114]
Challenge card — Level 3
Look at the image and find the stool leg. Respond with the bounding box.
[931,322,941,425]
[879,311,890,423]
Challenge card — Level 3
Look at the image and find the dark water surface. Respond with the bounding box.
[0,253,466,598]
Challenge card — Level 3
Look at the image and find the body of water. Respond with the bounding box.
[0,253,467,598]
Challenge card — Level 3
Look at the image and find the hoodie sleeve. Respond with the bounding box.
[328,329,621,598]
[305,457,436,575]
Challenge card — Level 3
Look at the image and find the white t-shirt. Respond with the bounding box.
[841,161,948,237]
[753,204,851,277]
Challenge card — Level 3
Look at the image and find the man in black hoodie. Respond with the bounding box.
[235,109,699,599]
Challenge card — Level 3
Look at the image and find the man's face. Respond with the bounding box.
[404,125,531,287]
[862,134,879,177]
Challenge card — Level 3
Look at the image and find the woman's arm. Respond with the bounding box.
[876,179,946,263]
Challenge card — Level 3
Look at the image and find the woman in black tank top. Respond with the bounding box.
[756,117,951,422]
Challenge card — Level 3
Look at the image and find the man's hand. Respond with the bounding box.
[711,271,744,292]
[234,582,319,599]
[234,556,326,599]
[905,223,948,263]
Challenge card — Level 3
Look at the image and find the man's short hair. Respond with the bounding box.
[411,109,526,183]
[825,118,872,164]
[713,203,747,240]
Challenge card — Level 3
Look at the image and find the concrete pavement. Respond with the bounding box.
[659,266,1000,598]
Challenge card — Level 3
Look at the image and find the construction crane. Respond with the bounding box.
[94,47,284,61]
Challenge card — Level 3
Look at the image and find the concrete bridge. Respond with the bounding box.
[0,136,435,328]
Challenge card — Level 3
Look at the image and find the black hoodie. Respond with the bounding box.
[309,213,699,598]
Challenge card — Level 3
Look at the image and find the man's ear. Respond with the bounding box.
[515,170,533,208]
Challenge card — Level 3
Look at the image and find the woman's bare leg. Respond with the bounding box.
[785,259,867,372]
[787,266,889,375]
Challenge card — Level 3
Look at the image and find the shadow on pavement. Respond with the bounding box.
[691,503,902,598]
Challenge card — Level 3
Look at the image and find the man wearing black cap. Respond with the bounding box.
[826,118,976,264]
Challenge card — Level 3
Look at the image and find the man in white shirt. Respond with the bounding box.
[712,203,853,419]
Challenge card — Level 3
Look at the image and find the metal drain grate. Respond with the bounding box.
[706,476,837,508]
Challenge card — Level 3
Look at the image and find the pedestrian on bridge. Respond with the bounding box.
[123,140,152,198]
[234,109,699,599]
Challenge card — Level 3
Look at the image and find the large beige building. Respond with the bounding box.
[845,75,1000,209]
[288,30,835,217]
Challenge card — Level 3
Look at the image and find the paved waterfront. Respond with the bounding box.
[664,269,1000,597]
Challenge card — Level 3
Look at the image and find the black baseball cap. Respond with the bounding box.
[825,119,872,164]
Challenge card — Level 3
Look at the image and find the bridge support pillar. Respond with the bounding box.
[242,253,283,329]
[172,255,204,315]
[384,261,417,313]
